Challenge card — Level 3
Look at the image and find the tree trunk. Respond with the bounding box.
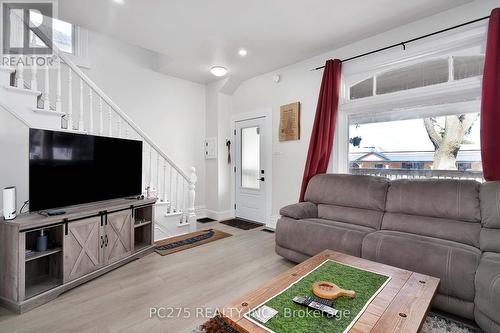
[423,114,478,170]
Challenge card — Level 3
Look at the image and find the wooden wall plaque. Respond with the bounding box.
[279,102,300,141]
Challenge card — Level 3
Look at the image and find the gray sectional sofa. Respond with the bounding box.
[275,174,500,333]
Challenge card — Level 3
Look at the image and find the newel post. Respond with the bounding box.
[187,167,197,230]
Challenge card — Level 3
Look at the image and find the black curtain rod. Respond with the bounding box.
[312,15,490,71]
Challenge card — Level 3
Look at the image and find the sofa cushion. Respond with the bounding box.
[362,230,480,303]
[386,179,481,222]
[475,252,500,330]
[318,204,384,230]
[305,174,389,211]
[480,182,500,228]
[381,212,480,247]
[480,228,500,253]
[275,217,374,257]
[280,202,318,220]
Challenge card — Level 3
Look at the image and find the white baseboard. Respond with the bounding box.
[195,205,206,218]
[266,215,280,230]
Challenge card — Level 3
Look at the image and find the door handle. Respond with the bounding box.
[258,177,265,181]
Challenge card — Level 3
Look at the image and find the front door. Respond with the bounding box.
[235,117,267,223]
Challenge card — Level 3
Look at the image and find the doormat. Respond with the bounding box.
[244,260,390,333]
[155,229,231,256]
[197,217,217,223]
[220,218,264,230]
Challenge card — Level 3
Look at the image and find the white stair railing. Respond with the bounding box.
[10,21,197,225]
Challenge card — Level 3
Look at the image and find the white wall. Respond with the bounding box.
[204,79,233,219]
[230,0,499,218]
[0,110,29,212]
[0,29,207,213]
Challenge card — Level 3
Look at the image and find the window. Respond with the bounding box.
[29,10,74,54]
[350,78,373,100]
[348,56,485,100]
[349,112,481,175]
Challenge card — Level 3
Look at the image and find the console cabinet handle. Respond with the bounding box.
[100,236,104,248]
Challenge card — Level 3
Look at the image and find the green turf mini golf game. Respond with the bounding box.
[244,260,391,333]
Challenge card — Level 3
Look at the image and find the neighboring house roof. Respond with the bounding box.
[351,150,481,163]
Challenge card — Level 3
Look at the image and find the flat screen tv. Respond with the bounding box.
[29,128,143,212]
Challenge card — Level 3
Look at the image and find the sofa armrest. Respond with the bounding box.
[280,202,318,220]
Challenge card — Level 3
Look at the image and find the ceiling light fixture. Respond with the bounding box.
[210,66,228,77]
[238,49,248,57]
[113,0,125,4]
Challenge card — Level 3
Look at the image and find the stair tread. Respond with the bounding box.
[0,67,15,73]
[4,85,42,96]
[32,108,66,116]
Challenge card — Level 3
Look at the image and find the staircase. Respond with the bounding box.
[0,35,197,242]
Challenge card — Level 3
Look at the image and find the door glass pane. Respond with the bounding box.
[241,126,260,189]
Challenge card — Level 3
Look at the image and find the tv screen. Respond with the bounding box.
[29,129,143,212]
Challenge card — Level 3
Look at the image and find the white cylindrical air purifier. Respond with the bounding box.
[3,186,17,220]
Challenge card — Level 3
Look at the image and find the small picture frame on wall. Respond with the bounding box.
[279,102,300,141]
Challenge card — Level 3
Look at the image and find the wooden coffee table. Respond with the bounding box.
[220,250,439,333]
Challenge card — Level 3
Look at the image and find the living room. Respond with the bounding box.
[1,0,499,332]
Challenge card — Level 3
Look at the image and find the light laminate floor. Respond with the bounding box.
[0,222,294,333]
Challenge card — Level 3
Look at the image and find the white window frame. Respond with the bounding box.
[0,0,90,68]
[330,23,487,174]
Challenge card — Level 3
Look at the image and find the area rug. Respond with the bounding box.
[154,229,231,256]
[220,218,264,230]
[197,217,217,223]
[192,312,483,333]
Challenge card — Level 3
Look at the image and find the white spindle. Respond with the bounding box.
[163,160,167,202]
[156,154,160,198]
[78,78,84,130]
[67,69,73,129]
[30,62,37,91]
[125,126,129,138]
[175,173,179,212]
[55,58,62,112]
[149,145,153,190]
[43,64,50,110]
[16,62,24,88]
[108,106,112,136]
[187,167,197,226]
[88,89,93,133]
[98,98,103,135]
[169,166,173,212]
[182,181,186,215]
[117,117,122,138]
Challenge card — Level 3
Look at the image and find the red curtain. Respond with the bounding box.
[299,59,342,201]
[481,8,500,181]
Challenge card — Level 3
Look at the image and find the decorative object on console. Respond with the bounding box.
[279,102,300,142]
[2,186,17,220]
[36,230,48,252]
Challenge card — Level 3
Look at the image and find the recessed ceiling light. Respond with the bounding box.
[113,0,124,4]
[238,49,248,57]
[210,66,228,77]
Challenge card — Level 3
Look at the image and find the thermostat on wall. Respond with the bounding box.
[204,137,217,159]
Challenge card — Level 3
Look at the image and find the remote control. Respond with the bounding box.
[293,296,338,317]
